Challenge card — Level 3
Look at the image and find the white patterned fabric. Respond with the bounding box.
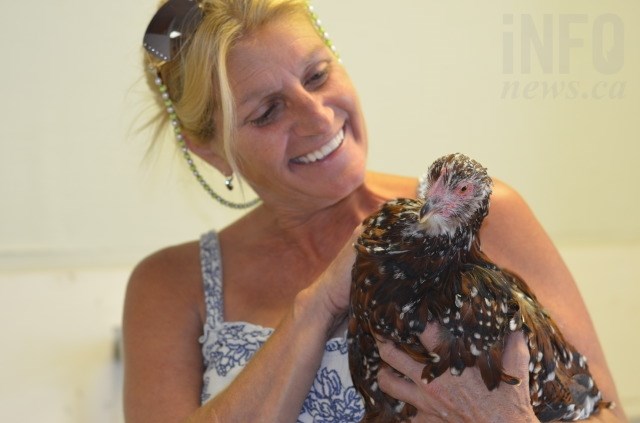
[198,231,365,422]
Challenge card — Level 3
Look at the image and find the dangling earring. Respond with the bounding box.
[224,174,234,191]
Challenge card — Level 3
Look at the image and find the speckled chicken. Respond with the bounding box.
[348,153,611,422]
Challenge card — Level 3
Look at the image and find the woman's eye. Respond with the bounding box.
[305,67,329,89]
[250,103,279,127]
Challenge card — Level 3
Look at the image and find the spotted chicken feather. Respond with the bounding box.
[347,153,612,422]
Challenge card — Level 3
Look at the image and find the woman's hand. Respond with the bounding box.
[376,325,538,423]
[297,228,362,337]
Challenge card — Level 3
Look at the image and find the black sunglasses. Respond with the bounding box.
[143,0,204,62]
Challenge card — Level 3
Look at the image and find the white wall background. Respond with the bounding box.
[1,1,638,421]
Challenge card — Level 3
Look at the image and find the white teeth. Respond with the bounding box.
[292,128,344,164]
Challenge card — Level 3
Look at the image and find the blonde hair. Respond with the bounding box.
[144,0,311,175]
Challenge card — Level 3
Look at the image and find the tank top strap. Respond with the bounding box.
[200,230,224,326]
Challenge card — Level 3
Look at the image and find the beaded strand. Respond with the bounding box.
[308,4,340,61]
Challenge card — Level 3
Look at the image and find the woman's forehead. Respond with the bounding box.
[230,14,321,67]
[228,16,327,103]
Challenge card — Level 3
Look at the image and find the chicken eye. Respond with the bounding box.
[460,185,468,192]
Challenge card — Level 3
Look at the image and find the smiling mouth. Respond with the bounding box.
[290,128,345,164]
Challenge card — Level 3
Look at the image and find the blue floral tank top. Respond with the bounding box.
[198,231,365,422]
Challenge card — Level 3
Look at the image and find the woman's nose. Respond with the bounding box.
[291,89,334,136]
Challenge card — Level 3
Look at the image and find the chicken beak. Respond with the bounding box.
[419,202,432,222]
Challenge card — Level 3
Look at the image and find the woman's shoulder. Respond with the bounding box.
[483,178,533,235]
[130,240,201,283]
[480,178,554,279]
[490,178,525,204]
[126,240,205,315]
[364,170,420,200]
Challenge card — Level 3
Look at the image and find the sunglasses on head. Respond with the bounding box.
[143,0,204,62]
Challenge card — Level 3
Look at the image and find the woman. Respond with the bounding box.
[123,0,627,421]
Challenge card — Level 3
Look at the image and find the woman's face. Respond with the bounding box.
[225,13,368,212]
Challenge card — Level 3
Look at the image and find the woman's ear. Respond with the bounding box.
[184,135,233,177]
